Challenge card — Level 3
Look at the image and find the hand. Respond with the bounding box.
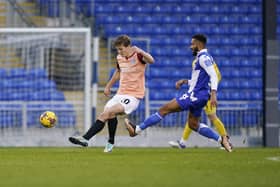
[175,79,187,89]
[104,86,111,97]
[131,46,143,54]
[210,90,217,108]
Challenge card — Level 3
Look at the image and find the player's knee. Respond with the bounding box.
[188,121,198,131]
[188,115,199,130]
[158,108,169,117]
[99,111,115,121]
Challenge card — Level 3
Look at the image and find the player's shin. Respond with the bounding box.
[138,112,163,132]
[197,123,220,142]
[83,119,105,140]
[182,123,192,142]
[212,118,227,136]
[108,117,118,144]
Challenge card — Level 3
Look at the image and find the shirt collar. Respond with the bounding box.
[197,48,208,56]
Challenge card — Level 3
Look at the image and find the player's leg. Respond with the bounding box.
[204,101,233,149]
[209,113,227,136]
[107,117,118,144]
[182,123,192,141]
[104,95,139,152]
[188,112,232,152]
[188,112,219,141]
[104,117,118,153]
[125,98,182,137]
[84,104,123,139]
[69,104,124,147]
[204,100,227,136]
[69,95,125,147]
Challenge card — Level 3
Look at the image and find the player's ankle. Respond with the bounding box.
[135,125,142,134]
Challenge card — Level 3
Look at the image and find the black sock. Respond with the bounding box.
[83,120,105,140]
[108,117,118,144]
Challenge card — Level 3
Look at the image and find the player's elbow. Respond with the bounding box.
[148,57,155,64]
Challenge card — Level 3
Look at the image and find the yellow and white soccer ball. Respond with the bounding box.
[39,111,57,128]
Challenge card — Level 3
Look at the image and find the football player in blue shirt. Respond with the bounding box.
[124,34,232,152]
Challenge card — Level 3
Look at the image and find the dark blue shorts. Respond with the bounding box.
[175,92,209,117]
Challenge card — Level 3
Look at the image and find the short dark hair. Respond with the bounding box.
[192,34,207,44]
[113,35,131,47]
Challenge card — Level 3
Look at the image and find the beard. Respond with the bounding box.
[192,47,199,56]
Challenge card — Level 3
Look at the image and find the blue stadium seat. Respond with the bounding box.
[0,68,6,78]
[148,79,174,89]
[250,47,262,56]
[242,112,260,127]
[28,68,48,79]
[8,68,27,78]
[30,90,65,101]
[34,79,56,90]
[241,15,262,24]
[220,112,237,128]
[149,90,175,100]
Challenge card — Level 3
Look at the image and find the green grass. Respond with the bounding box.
[0,147,279,187]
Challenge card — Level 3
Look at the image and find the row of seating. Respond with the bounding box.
[148,90,262,100]
[149,46,262,56]
[96,14,261,24]
[103,24,262,36]
[148,78,262,89]
[0,79,56,90]
[95,4,261,14]
[152,57,261,67]
[150,67,262,78]
[0,90,64,101]
[150,35,262,46]
[0,68,48,78]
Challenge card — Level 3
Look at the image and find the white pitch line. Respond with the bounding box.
[266,156,280,162]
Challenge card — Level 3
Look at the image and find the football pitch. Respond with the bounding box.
[0,148,279,187]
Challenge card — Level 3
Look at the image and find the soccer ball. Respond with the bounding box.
[39,111,57,128]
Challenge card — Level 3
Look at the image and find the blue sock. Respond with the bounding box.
[197,123,220,142]
[139,112,163,130]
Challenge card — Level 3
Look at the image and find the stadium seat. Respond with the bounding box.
[8,68,27,78]
[0,68,6,78]
[220,112,237,128]
[28,68,48,79]
[242,112,260,127]
[30,90,65,101]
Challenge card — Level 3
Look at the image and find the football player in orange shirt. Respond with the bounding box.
[69,35,154,152]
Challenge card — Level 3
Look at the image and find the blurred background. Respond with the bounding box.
[0,0,278,148]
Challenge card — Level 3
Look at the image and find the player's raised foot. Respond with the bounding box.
[69,136,88,147]
[168,140,186,149]
[124,118,138,137]
[221,135,232,152]
[104,142,114,153]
